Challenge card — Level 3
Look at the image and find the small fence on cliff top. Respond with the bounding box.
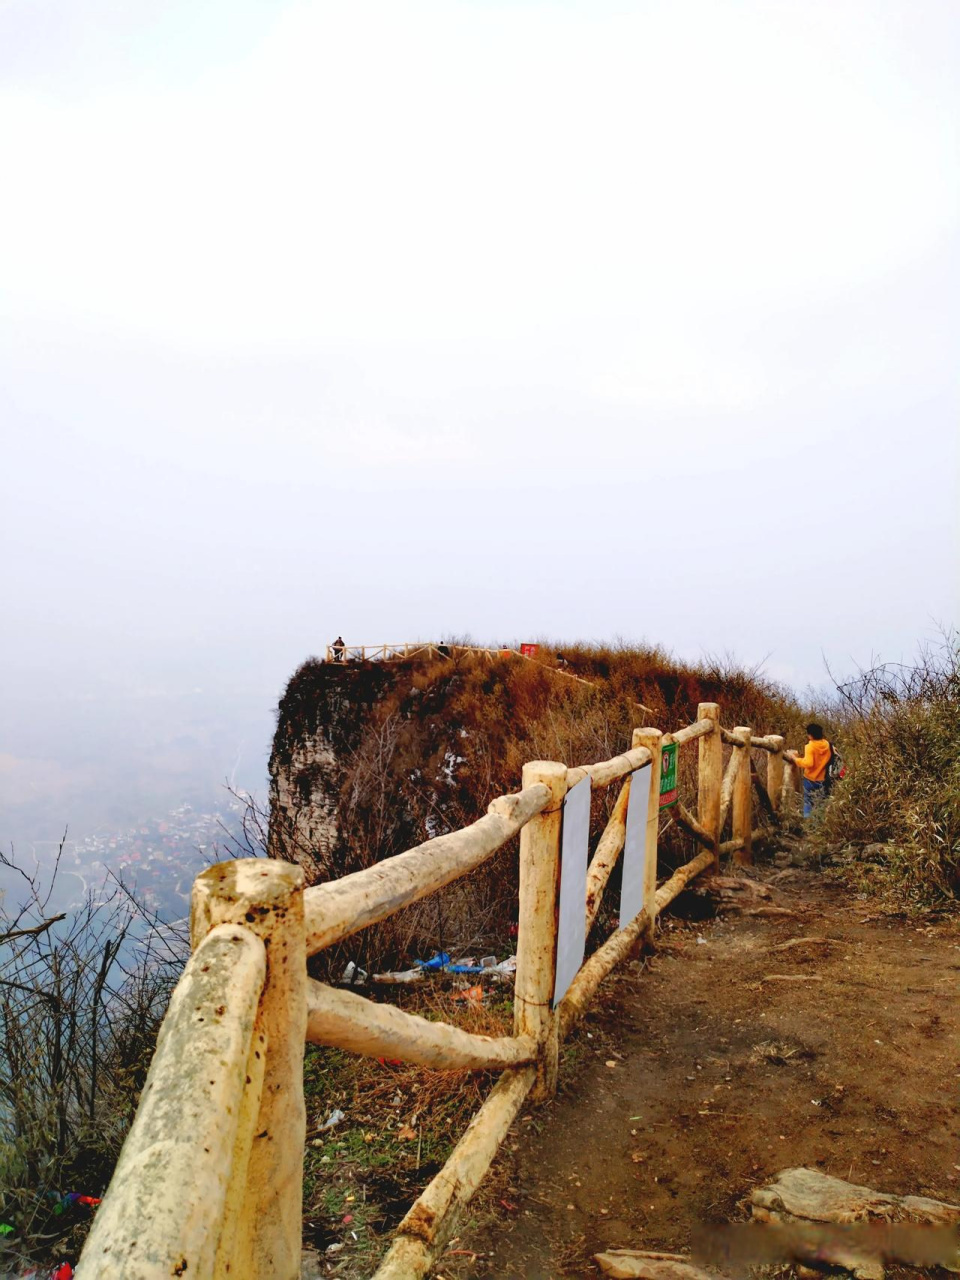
[325,642,510,663]
[75,702,802,1280]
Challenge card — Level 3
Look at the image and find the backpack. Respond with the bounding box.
[825,741,845,791]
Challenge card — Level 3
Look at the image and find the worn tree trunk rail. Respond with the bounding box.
[78,701,798,1280]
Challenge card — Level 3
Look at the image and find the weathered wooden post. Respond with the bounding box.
[632,727,663,943]
[74,926,267,1280]
[514,760,567,1103]
[731,726,753,865]
[696,703,722,870]
[192,859,307,1280]
[766,736,785,814]
[781,755,800,815]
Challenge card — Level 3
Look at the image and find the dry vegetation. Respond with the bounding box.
[811,634,960,908]
[0,848,183,1271]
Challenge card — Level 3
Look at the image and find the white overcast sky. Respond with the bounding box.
[2,0,958,707]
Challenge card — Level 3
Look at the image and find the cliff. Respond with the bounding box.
[268,659,406,879]
[268,645,801,892]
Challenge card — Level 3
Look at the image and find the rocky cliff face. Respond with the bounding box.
[268,660,403,882]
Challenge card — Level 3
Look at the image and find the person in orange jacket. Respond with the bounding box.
[786,723,832,817]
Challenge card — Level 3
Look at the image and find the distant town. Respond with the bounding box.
[55,791,253,921]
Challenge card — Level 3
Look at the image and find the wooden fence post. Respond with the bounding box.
[514,760,567,1103]
[632,728,662,943]
[781,756,800,815]
[731,727,753,865]
[191,859,307,1280]
[75,926,267,1280]
[766,736,785,814]
[696,703,722,870]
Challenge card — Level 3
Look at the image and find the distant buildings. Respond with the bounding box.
[70,795,248,920]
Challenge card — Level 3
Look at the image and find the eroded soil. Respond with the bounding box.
[446,872,960,1279]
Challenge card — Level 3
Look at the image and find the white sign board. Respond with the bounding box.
[552,774,591,1006]
[619,763,651,929]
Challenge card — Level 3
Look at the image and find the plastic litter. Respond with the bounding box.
[372,967,423,983]
[42,1190,102,1219]
[0,1223,13,1235]
[55,1193,100,1211]
[340,961,368,985]
[453,985,484,1003]
[51,1267,73,1280]
[375,954,516,982]
[319,1109,346,1132]
[448,954,517,976]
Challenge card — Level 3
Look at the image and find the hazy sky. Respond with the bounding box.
[3,0,958,722]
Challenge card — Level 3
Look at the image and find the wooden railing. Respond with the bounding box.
[324,642,511,663]
[75,703,801,1280]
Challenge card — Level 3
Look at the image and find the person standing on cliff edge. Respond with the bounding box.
[786,723,831,817]
[331,636,345,662]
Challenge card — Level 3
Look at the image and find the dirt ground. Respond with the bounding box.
[442,870,960,1279]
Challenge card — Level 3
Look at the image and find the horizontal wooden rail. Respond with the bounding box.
[566,743,651,790]
[664,718,714,747]
[303,785,551,955]
[306,981,536,1070]
[75,925,266,1280]
[373,1066,536,1279]
[720,725,781,752]
[558,848,715,1039]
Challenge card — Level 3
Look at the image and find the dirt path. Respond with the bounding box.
[451,871,960,1279]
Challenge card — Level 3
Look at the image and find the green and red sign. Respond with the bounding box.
[659,742,678,808]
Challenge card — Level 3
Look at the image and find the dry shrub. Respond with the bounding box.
[0,846,183,1268]
[812,634,960,906]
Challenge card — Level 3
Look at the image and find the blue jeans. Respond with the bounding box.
[803,778,825,818]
